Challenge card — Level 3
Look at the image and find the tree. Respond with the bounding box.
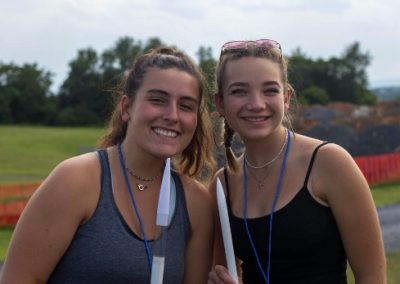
[0,62,53,124]
[143,37,165,52]
[99,36,168,120]
[196,46,217,111]
[288,48,316,94]
[58,36,170,126]
[300,86,330,105]
[289,42,376,105]
[99,37,145,120]
[343,42,375,104]
[100,36,166,78]
[100,36,143,78]
[322,42,375,104]
[57,48,103,125]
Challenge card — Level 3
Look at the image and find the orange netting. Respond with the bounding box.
[0,182,41,227]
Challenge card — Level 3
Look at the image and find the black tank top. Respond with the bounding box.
[224,143,347,283]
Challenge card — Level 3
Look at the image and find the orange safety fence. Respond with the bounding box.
[0,182,41,227]
[354,152,400,185]
[1,153,400,227]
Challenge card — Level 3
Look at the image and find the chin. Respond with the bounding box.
[240,131,268,140]
[150,147,180,159]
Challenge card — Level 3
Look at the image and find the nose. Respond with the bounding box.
[163,102,179,122]
[247,92,266,111]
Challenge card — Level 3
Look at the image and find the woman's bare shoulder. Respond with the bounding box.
[36,151,103,215]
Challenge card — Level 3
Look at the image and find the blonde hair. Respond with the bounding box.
[215,46,296,171]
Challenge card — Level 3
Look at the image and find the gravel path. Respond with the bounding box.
[0,204,399,272]
[378,204,400,252]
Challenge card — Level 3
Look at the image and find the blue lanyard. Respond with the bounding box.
[242,129,291,284]
[117,143,153,270]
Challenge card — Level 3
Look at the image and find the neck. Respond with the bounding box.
[118,141,166,178]
[244,127,288,168]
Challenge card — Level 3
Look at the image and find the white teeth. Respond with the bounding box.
[154,128,178,137]
[245,117,266,122]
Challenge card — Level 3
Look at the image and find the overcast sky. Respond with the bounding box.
[1,0,399,92]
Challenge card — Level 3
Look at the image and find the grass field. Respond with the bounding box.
[372,182,400,207]
[0,228,13,262]
[0,125,105,182]
[386,251,400,283]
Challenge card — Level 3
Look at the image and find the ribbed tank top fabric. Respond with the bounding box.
[47,149,191,283]
[224,143,347,283]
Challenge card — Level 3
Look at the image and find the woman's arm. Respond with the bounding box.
[313,144,386,284]
[181,176,215,284]
[0,153,100,284]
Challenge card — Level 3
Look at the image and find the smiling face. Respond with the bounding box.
[216,56,290,142]
[121,67,199,159]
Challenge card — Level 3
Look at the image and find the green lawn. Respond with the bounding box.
[0,125,105,182]
[0,125,106,266]
[0,228,13,262]
[387,251,400,283]
[372,182,400,207]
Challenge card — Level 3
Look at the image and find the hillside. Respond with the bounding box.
[294,100,400,156]
[372,86,400,101]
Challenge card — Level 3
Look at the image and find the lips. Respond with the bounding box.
[242,115,271,122]
[153,127,179,138]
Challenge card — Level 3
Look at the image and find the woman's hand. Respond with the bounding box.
[207,265,237,284]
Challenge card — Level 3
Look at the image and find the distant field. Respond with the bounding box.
[371,182,400,207]
[0,125,105,183]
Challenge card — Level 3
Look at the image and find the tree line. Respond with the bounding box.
[0,36,376,126]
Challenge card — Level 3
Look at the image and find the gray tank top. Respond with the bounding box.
[47,149,191,283]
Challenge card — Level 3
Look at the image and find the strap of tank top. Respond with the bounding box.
[97,149,106,163]
[223,167,232,211]
[97,149,108,185]
[169,173,177,225]
[97,149,176,222]
[303,142,331,187]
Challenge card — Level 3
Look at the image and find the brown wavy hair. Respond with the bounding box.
[98,47,216,180]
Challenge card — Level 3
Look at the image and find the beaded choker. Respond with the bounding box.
[125,166,162,191]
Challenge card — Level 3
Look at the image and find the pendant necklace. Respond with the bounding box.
[245,129,288,169]
[117,143,153,270]
[242,128,291,284]
[246,167,269,190]
[125,166,161,191]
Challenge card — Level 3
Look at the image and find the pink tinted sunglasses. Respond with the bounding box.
[221,39,281,55]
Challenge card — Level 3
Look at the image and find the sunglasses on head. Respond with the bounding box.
[221,39,282,55]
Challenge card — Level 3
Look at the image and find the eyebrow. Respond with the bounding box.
[227,82,248,89]
[147,88,199,104]
[263,81,281,87]
[227,81,281,89]
[148,88,169,96]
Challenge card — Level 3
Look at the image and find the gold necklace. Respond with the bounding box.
[125,167,161,191]
[245,130,288,169]
[247,166,269,190]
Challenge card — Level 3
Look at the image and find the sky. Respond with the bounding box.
[1,0,399,92]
